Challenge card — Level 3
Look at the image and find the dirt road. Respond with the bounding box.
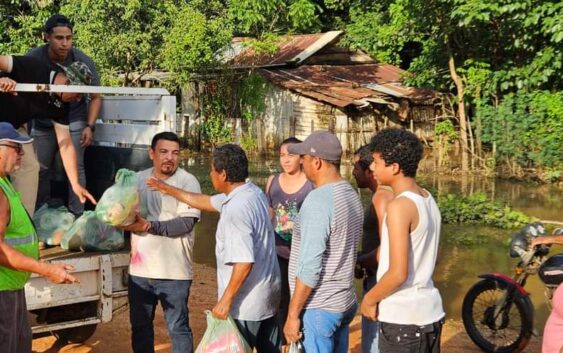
[32,263,542,353]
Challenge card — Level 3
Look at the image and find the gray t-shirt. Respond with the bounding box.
[26,45,100,129]
[129,168,201,280]
[210,182,281,321]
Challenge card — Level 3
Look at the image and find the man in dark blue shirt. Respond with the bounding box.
[0,55,96,214]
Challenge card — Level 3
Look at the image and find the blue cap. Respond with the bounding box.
[0,123,34,144]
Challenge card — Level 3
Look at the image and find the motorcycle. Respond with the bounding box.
[462,223,563,353]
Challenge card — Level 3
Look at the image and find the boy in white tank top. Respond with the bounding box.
[360,128,445,353]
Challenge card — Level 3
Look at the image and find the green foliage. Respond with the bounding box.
[60,0,175,85]
[198,115,232,147]
[161,2,233,87]
[227,0,323,36]
[479,91,563,168]
[435,120,457,141]
[344,0,562,176]
[438,192,534,229]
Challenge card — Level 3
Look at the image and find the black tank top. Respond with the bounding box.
[267,174,313,259]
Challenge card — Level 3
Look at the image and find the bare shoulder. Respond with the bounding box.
[373,188,394,205]
[386,197,417,219]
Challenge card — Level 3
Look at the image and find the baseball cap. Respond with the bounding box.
[287,131,342,161]
[0,123,33,144]
[56,61,93,86]
[44,14,73,33]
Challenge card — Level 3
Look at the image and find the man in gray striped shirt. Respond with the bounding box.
[284,131,363,353]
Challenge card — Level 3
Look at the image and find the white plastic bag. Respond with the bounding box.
[195,311,252,353]
[95,168,139,226]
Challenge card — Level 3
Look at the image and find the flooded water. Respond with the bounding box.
[179,153,562,330]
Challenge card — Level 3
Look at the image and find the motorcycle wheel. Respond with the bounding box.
[462,279,533,353]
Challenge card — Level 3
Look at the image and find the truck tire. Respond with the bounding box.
[53,324,98,344]
[45,302,98,343]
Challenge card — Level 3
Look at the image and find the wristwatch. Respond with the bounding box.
[87,123,96,132]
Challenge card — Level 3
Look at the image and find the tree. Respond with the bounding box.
[344,0,563,175]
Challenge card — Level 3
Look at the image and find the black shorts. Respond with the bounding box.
[379,318,444,353]
[0,288,32,353]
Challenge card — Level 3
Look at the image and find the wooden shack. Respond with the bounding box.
[182,31,445,153]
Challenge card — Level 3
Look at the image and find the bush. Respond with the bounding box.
[438,192,534,229]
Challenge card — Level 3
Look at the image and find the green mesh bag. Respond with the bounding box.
[95,168,139,226]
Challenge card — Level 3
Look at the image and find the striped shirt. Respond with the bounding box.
[288,180,363,312]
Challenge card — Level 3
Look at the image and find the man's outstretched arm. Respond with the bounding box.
[146,176,217,212]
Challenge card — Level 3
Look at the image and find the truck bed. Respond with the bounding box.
[39,245,130,261]
[27,246,130,312]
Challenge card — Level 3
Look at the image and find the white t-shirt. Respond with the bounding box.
[377,190,445,325]
[129,168,201,280]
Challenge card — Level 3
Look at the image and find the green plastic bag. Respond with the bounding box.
[61,211,125,252]
[95,168,139,226]
[32,204,75,246]
[195,311,252,353]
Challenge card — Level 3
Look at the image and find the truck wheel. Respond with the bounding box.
[53,324,98,344]
[45,302,98,343]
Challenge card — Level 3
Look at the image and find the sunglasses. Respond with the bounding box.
[0,144,24,154]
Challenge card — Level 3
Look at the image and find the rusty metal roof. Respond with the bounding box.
[260,64,437,108]
[221,31,343,67]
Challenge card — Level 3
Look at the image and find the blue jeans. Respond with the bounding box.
[302,302,358,353]
[33,120,87,214]
[362,275,379,353]
[128,275,193,353]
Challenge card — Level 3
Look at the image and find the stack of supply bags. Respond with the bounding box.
[95,168,139,226]
[57,168,139,252]
[61,211,124,252]
[33,204,75,246]
[195,311,251,353]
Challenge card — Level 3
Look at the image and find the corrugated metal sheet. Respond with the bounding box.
[260,65,436,108]
[226,32,343,67]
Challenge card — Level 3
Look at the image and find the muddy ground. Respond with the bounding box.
[32,263,542,353]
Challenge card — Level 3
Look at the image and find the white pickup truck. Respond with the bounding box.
[21,87,177,343]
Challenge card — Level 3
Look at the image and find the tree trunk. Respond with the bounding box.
[446,40,470,172]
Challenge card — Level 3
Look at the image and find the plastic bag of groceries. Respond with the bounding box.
[95,168,139,226]
[195,311,251,353]
[32,204,75,246]
[288,341,304,353]
[61,211,125,252]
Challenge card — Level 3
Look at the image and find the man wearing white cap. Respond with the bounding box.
[0,122,78,353]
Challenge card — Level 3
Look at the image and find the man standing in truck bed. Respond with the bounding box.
[27,14,101,216]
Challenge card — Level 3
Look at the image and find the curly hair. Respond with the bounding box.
[354,144,373,171]
[212,144,249,182]
[369,128,423,178]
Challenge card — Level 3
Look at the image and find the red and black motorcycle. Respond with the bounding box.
[462,223,563,353]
